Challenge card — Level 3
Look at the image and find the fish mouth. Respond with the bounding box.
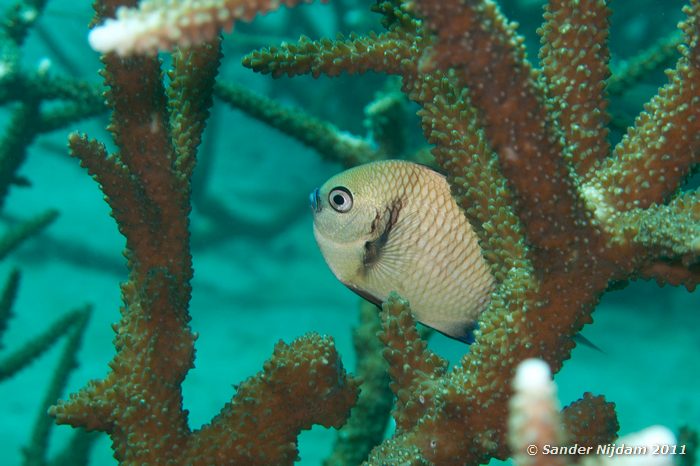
[309,188,321,213]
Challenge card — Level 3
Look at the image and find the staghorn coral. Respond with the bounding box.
[0,0,682,464]
[243,0,699,463]
[49,1,358,465]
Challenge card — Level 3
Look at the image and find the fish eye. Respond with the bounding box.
[329,187,353,213]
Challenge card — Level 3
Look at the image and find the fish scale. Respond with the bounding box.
[311,160,495,342]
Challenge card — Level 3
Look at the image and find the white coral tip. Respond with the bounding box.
[514,358,552,393]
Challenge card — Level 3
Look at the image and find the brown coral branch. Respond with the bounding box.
[379,293,447,432]
[413,0,598,270]
[51,1,359,464]
[561,393,620,449]
[324,301,393,466]
[638,260,700,291]
[369,296,619,465]
[585,3,700,215]
[539,0,611,176]
[191,334,358,465]
[243,31,417,78]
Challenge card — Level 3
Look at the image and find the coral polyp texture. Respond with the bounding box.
[242,0,699,463]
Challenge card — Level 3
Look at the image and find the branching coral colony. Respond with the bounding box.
[47,0,699,465]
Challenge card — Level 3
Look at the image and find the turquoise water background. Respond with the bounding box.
[0,0,697,464]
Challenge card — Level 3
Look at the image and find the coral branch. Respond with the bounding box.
[608,31,682,96]
[539,0,611,176]
[22,306,92,466]
[561,393,619,449]
[509,359,672,466]
[169,39,222,180]
[51,2,359,464]
[191,334,358,464]
[584,2,700,215]
[508,359,566,466]
[215,81,381,166]
[324,301,392,466]
[414,0,595,264]
[379,293,447,431]
[246,0,698,463]
[0,309,89,382]
[244,31,416,78]
[89,0,319,55]
[0,269,20,348]
[0,210,58,261]
[608,190,700,272]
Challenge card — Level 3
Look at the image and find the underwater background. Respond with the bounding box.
[0,0,697,464]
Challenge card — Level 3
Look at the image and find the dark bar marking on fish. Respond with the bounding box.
[363,198,403,270]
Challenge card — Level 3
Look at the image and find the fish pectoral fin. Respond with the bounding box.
[363,199,402,270]
[362,200,424,284]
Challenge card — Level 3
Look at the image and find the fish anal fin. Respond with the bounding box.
[343,282,383,308]
[420,320,478,344]
[573,334,605,354]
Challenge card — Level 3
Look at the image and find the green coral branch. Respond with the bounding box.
[22,306,93,466]
[46,429,101,466]
[0,209,59,261]
[2,0,49,46]
[0,268,20,348]
[0,102,40,209]
[0,73,102,106]
[215,81,382,167]
[0,308,90,382]
[610,190,700,261]
[609,30,683,96]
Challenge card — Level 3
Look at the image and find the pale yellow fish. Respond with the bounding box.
[310,160,494,342]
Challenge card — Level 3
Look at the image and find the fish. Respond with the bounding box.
[310,159,495,343]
